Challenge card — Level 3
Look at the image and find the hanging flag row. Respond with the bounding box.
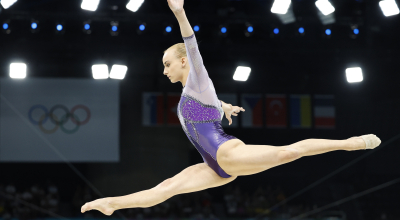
[142,92,335,129]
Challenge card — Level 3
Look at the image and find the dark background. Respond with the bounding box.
[0,0,399,219]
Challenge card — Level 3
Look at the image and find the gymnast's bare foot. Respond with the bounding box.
[347,134,381,150]
[81,198,115,216]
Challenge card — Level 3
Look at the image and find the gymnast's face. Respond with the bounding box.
[162,49,188,84]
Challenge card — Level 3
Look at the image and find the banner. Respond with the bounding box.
[290,94,311,128]
[314,94,335,129]
[0,78,119,162]
[266,94,287,128]
[217,93,238,127]
[142,92,164,126]
[241,94,263,128]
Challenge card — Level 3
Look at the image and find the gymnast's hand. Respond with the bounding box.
[81,198,115,216]
[222,103,245,125]
[167,0,184,14]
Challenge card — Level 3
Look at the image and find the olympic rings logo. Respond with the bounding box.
[28,104,91,134]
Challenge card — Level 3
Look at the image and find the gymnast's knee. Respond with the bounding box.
[277,147,301,162]
[155,178,175,198]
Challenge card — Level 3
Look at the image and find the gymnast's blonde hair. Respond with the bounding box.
[163,40,202,60]
[164,43,187,60]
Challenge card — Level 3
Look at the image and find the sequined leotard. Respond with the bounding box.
[178,33,238,178]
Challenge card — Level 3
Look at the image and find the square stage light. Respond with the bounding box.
[346,67,363,83]
[10,63,26,79]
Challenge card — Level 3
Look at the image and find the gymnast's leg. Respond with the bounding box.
[217,135,381,176]
[81,163,237,216]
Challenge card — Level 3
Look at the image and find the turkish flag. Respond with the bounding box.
[266,94,287,128]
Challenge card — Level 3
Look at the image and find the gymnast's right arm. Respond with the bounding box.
[168,0,193,38]
[169,0,209,93]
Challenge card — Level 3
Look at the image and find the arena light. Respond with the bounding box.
[110,65,127,80]
[110,21,119,36]
[315,0,335,15]
[346,67,363,83]
[10,63,27,79]
[315,0,335,24]
[2,20,11,34]
[317,11,335,25]
[273,2,296,24]
[83,21,91,34]
[81,0,100,11]
[92,64,109,79]
[30,19,40,33]
[325,29,331,35]
[126,0,144,12]
[379,0,400,17]
[245,22,254,37]
[271,0,291,14]
[221,27,227,33]
[219,24,228,35]
[233,66,251,82]
[1,0,18,9]
[137,22,147,35]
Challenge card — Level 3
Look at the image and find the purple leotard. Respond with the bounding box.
[177,33,237,178]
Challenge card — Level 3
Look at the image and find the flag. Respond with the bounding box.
[290,94,311,128]
[266,94,287,128]
[241,94,263,128]
[142,92,164,126]
[166,93,180,126]
[314,94,335,129]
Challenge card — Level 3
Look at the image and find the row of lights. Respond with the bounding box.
[8,63,128,80]
[2,0,398,18]
[8,62,363,84]
[232,66,364,84]
[2,21,361,38]
[1,20,124,35]
[272,0,399,24]
[0,0,144,13]
[2,0,398,25]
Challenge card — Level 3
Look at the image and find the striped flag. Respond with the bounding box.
[166,93,180,126]
[265,94,287,128]
[142,92,164,126]
[290,94,311,128]
[314,95,335,129]
[241,94,263,128]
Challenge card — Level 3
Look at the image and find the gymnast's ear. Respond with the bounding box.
[181,56,187,67]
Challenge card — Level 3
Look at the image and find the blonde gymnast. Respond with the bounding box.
[81,0,381,215]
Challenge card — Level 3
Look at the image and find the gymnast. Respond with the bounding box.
[81,0,381,215]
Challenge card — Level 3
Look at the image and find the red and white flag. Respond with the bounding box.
[265,94,287,128]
